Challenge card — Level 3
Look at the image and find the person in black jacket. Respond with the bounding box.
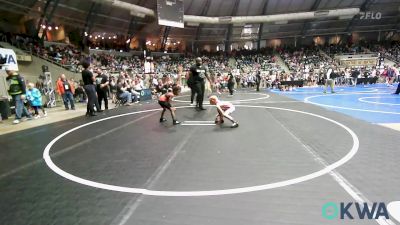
[95,69,109,110]
[81,60,102,116]
[6,70,32,124]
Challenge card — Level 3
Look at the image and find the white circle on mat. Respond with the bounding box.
[43,105,359,197]
[305,94,400,115]
[270,88,379,94]
[358,96,400,106]
[173,93,270,104]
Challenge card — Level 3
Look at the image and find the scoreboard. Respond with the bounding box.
[157,0,184,28]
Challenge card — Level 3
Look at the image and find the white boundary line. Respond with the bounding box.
[181,124,216,126]
[359,96,400,106]
[266,111,394,225]
[271,88,379,94]
[184,121,215,123]
[173,93,270,103]
[304,94,400,115]
[0,112,158,180]
[43,105,359,197]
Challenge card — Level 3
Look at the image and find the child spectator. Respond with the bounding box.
[26,83,47,118]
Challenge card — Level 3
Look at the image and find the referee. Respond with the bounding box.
[189,57,211,110]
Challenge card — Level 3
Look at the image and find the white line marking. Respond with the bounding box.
[266,110,394,225]
[0,112,158,180]
[181,124,216,126]
[235,100,301,104]
[359,96,400,106]
[173,93,270,103]
[110,128,199,225]
[304,94,400,115]
[43,105,359,196]
[271,88,379,94]
[184,121,216,123]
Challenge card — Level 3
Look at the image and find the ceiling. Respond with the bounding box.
[0,0,399,43]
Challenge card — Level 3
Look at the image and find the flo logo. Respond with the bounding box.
[322,202,389,220]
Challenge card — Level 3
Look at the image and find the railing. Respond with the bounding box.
[382,53,400,64]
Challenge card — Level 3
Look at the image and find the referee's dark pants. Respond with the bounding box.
[97,88,108,110]
[256,81,261,92]
[395,82,400,94]
[228,82,234,95]
[84,84,100,114]
[193,81,205,109]
[189,84,196,105]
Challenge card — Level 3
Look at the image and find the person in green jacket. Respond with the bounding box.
[6,70,32,124]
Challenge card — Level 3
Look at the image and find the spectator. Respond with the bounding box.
[116,78,133,106]
[95,69,109,110]
[56,74,76,110]
[5,69,32,124]
[26,83,47,118]
[81,60,101,116]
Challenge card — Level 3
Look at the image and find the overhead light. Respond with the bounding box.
[314,10,329,17]
[126,39,131,44]
[173,43,176,45]
[96,47,99,49]
[41,24,46,29]
[48,26,52,31]
[95,37,98,39]
[113,36,117,39]
[153,43,155,46]
[84,32,88,36]
[275,20,288,25]
[120,50,123,52]
[108,37,111,39]
[102,37,105,40]
[89,35,92,38]
[339,15,353,20]
[55,26,59,30]
[186,22,200,26]
[177,41,180,44]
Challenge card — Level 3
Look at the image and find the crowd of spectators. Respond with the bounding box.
[371,43,400,63]
[1,31,399,102]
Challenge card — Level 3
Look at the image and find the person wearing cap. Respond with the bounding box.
[6,69,32,124]
[189,57,212,110]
